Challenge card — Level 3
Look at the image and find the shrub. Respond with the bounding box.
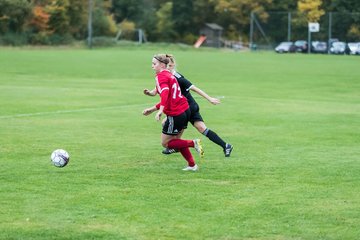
[0,32,29,46]
[89,36,116,47]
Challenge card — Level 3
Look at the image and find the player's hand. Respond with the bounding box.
[143,89,151,96]
[142,108,153,116]
[209,97,221,105]
[155,111,162,121]
[144,88,156,96]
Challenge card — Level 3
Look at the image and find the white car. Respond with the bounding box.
[275,42,294,53]
[330,41,346,54]
[346,42,360,55]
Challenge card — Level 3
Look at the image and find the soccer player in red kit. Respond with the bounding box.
[142,54,204,171]
[144,54,233,157]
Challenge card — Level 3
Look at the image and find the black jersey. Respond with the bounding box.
[173,71,197,106]
[173,71,203,124]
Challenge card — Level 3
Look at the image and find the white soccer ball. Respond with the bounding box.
[51,149,70,168]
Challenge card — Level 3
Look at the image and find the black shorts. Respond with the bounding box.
[189,103,203,125]
[162,109,190,135]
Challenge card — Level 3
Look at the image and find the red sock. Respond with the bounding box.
[168,139,194,149]
[179,147,195,167]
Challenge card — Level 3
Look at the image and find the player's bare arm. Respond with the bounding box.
[143,88,157,96]
[155,105,164,121]
[142,106,157,116]
[191,86,221,105]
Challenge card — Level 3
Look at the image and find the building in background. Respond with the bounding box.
[200,23,223,48]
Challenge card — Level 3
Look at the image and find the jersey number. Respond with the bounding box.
[172,83,183,99]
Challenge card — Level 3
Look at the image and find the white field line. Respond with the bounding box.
[0,103,150,119]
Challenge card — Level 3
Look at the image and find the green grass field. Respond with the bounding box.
[0,46,359,239]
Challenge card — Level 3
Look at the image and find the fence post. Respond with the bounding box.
[288,12,292,41]
[87,0,93,49]
[328,12,332,54]
[249,12,254,50]
[308,25,311,53]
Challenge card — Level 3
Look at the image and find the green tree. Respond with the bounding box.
[325,0,360,41]
[46,0,70,35]
[137,0,157,41]
[0,0,32,33]
[192,0,217,28]
[269,0,298,11]
[91,0,117,36]
[211,0,272,40]
[172,0,193,38]
[155,1,176,41]
[111,0,143,23]
[326,0,360,12]
[66,0,88,39]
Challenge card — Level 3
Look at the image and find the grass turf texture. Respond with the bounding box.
[0,47,359,239]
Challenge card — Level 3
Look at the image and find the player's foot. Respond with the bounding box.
[162,148,178,155]
[182,164,198,171]
[224,143,233,157]
[193,139,204,158]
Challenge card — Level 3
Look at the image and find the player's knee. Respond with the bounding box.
[196,124,207,133]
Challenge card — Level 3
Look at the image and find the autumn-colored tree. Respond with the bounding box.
[46,0,70,35]
[29,6,50,33]
[211,0,272,40]
[298,0,325,22]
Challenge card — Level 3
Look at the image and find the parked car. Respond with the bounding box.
[294,40,308,53]
[311,41,327,54]
[346,42,360,55]
[330,41,346,54]
[275,41,295,53]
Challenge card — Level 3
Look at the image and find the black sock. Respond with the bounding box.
[202,128,226,149]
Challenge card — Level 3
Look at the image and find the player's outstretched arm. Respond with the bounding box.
[143,88,157,96]
[191,86,220,105]
[142,106,157,116]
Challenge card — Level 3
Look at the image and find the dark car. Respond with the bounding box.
[346,42,360,55]
[330,41,346,54]
[294,40,308,53]
[311,41,327,54]
[275,41,294,53]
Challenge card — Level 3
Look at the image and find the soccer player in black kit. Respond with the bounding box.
[144,54,233,157]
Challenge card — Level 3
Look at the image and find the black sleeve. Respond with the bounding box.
[175,72,193,92]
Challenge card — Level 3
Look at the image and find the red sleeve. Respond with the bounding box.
[155,72,170,109]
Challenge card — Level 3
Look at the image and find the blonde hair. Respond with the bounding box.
[166,54,176,65]
[153,54,171,65]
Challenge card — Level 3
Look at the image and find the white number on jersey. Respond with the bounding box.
[172,83,183,99]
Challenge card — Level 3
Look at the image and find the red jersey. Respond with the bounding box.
[155,70,189,116]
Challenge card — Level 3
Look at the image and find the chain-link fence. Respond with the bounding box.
[250,11,360,51]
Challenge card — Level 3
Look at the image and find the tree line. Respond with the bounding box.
[0,0,359,46]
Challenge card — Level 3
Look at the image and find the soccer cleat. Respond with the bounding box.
[182,164,199,171]
[162,148,178,155]
[224,143,233,157]
[193,139,204,158]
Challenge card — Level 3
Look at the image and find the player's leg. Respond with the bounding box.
[163,111,203,158]
[194,120,233,157]
[161,110,202,170]
[161,117,181,155]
